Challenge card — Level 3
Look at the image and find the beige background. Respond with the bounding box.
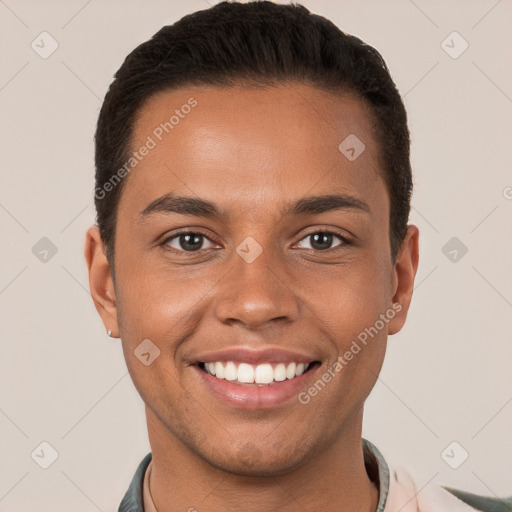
[1,0,511,510]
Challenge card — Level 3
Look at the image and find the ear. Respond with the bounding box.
[84,225,119,337]
[387,225,420,336]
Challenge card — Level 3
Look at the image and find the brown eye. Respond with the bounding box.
[297,231,347,251]
[164,232,216,252]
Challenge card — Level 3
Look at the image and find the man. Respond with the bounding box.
[84,2,510,510]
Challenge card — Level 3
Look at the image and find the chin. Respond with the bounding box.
[203,441,310,477]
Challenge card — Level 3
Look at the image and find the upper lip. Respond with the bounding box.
[191,347,319,365]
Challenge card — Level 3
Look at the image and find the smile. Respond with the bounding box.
[198,361,314,386]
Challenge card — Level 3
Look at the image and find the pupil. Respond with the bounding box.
[311,233,332,250]
[180,233,203,251]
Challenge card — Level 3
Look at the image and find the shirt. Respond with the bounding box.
[118,438,511,511]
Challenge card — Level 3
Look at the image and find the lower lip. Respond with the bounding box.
[193,364,319,410]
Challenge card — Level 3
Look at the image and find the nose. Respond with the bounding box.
[214,241,300,330]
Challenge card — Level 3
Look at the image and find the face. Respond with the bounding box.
[86,83,418,476]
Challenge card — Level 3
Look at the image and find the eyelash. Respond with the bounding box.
[160,228,352,254]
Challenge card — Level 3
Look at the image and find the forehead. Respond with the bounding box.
[119,84,387,220]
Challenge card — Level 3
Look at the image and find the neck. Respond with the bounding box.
[146,406,379,512]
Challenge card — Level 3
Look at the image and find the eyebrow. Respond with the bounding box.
[138,192,371,220]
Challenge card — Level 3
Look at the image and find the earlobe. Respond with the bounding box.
[84,225,119,338]
[387,225,420,336]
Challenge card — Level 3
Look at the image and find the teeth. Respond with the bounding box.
[286,362,296,379]
[224,361,238,381]
[237,363,255,383]
[202,361,312,385]
[254,363,274,384]
[215,361,225,379]
[274,363,287,381]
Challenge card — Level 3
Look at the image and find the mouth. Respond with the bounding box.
[196,360,320,386]
[192,359,322,409]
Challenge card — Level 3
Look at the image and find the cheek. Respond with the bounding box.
[310,254,392,339]
[115,258,201,339]
[116,276,191,416]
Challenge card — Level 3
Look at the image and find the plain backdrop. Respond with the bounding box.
[1,1,511,510]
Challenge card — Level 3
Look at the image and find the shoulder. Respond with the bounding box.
[441,485,512,512]
[388,466,512,512]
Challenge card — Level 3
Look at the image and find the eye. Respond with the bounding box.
[296,231,349,251]
[162,231,217,252]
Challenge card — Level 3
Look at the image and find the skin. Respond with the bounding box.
[85,83,419,512]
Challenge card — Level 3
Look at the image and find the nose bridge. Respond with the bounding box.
[214,235,299,328]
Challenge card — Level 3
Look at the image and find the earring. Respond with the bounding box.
[107,329,112,337]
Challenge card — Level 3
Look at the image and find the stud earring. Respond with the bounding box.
[107,329,112,337]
